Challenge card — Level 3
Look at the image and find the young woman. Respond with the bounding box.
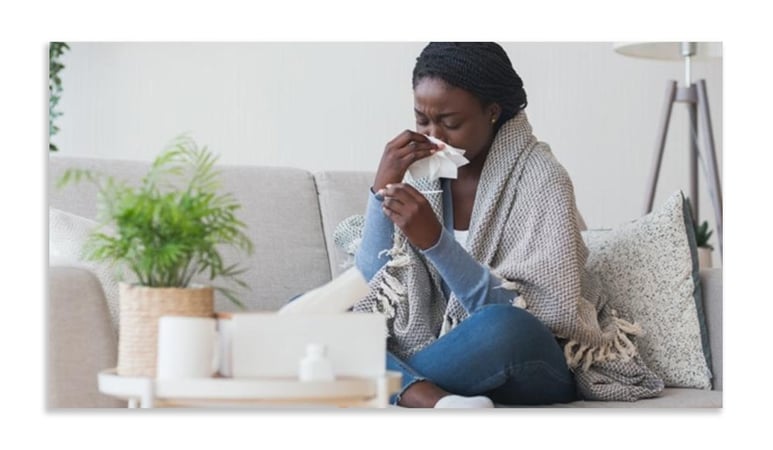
[340,42,663,407]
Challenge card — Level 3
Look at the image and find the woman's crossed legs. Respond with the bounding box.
[387,304,577,407]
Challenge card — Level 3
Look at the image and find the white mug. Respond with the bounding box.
[156,316,219,379]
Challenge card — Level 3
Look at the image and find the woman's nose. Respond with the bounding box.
[426,125,447,144]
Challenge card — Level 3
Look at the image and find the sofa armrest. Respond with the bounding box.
[700,268,722,391]
[48,266,124,407]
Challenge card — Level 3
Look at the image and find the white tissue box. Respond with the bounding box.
[217,312,386,379]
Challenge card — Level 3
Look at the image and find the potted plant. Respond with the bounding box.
[695,220,714,269]
[58,135,253,377]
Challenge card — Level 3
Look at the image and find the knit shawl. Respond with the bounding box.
[336,112,664,401]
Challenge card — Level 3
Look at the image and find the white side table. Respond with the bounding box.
[98,369,402,408]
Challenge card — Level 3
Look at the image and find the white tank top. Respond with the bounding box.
[453,229,469,249]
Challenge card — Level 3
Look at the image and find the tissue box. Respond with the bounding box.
[217,312,386,379]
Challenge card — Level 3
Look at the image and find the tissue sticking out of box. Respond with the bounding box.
[278,267,370,314]
[405,135,469,181]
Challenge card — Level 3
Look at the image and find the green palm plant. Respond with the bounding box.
[58,135,254,307]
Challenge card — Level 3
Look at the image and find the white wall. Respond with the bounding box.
[55,42,723,264]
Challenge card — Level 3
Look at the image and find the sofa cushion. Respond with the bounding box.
[549,388,721,408]
[582,191,712,389]
[314,171,374,278]
[49,156,333,312]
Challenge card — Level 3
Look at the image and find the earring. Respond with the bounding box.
[491,117,497,124]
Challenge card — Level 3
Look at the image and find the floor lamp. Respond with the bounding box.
[614,42,723,258]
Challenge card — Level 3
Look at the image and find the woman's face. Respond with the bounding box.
[413,77,500,163]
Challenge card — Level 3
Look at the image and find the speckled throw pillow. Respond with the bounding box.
[582,191,712,389]
[49,207,121,333]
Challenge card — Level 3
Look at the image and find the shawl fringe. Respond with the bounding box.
[564,316,643,371]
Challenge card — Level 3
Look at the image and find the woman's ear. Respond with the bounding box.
[487,103,502,124]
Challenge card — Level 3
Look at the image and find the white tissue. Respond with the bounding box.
[405,136,469,181]
[278,267,370,314]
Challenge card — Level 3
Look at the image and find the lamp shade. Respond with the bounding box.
[613,42,722,60]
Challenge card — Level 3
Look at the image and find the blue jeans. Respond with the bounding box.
[387,304,577,406]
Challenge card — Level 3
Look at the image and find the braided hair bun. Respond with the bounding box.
[412,42,527,128]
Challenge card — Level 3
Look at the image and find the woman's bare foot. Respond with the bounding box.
[398,380,451,408]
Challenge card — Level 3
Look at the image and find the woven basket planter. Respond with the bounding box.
[117,283,214,377]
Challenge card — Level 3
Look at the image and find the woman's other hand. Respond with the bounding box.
[373,130,442,192]
[379,183,442,250]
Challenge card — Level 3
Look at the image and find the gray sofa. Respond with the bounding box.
[47,156,722,408]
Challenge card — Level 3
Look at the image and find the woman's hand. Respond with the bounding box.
[373,130,442,192]
[379,183,442,250]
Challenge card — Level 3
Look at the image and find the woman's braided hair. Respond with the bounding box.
[412,42,527,129]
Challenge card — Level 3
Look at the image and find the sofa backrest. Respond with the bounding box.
[49,156,333,312]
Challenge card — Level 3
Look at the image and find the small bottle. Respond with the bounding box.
[299,343,335,382]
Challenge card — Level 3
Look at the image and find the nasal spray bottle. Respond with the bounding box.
[299,343,335,382]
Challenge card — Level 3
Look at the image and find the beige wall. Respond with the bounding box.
[55,42,723,263]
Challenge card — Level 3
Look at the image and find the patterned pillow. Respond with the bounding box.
[581,191,712,389]
[49,208,120,332]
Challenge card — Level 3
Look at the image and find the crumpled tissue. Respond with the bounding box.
[405,135,469,181]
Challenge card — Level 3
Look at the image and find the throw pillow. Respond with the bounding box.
[581,191,712,389]
[49,208,120,333]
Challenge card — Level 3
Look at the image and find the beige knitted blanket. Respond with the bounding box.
[336,112,664,401]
